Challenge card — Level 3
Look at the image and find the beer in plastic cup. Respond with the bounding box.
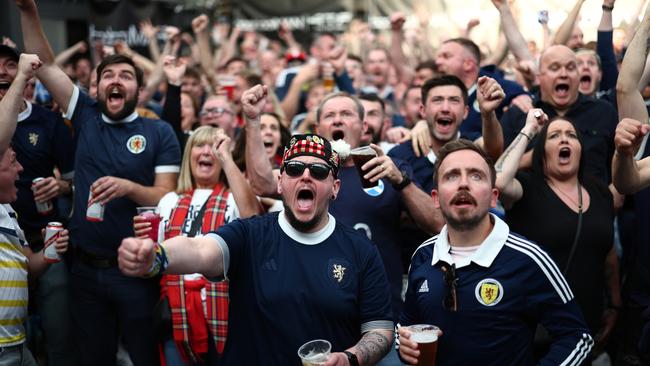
[350,146,378,188]
[136,207,161,243]
[407,324,440,366]
[297,339,331,366]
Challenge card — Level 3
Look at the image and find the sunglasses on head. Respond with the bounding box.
[282,160,333,180]
[441,262,458,312]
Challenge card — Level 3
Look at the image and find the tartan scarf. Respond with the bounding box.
[162,184,230,363]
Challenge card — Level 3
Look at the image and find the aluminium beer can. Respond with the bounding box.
[32,177,54,215]
[43,222,63,263]
[86,190,104,222]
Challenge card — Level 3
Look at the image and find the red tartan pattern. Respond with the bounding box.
[162,183,230,361]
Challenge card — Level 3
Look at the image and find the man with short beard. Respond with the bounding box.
[398,139,593,366]
[15,1,181,365]
[117,107,394,364]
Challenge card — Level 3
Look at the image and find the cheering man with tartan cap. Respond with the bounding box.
[118,85,394,366]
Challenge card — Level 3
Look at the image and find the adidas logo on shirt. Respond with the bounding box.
[418,280,429,293]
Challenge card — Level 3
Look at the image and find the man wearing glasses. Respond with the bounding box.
[199,95,238,140]
[118,85,394,366]
[397,139,593,365]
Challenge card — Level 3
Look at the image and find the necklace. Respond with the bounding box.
[547,180,583,211]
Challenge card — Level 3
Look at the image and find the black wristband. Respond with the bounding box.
[392,170,412,191]
[344,351,359,366]
[602,4,614,11]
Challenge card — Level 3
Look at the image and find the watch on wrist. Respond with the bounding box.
[602,4,614,11]
[392,170,412,191]
[343,351,359,366]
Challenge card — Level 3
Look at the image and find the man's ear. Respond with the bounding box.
[431,189,441,209]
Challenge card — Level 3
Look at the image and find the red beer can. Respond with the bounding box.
[44,222,63,263]
[32,177,54,215]
[86,190,104,222]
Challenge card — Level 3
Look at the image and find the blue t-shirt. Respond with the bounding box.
[329,163,410,320]
[208,212,393,365]
[66,87,181,255]
[401,215,593,366]
[12,102,75,233]
[388,142,435,194]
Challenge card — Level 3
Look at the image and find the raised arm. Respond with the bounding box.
[0,53,41,153]
[491,0,535,63]
[597,0,619,91]
[54,41,87,68]
[495,108,548,208]
[139,19,161,62]
[15,0,74,112]
[616,6,650,123]
[389,12,414,85]
[192,14,215,82]
[475,76,505,161]
[612,118,650,193]
[552,0,586,46]
[243,85,279,197]
[213,132,262,218]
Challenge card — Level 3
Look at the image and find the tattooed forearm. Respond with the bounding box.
[495,133,525,171]
[354,330,392,365]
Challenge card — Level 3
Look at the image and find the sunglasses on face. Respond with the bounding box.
[441,262,458,312]
[282,160,332,180]
[200,107,232,117]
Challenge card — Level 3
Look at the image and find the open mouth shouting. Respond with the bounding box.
[558,146,572,164]
[296,187,316,213]
[554,82,571,99]
[332,129,345,141]
[0,80,10,97]
[107,85,125,110]
[435,115,455,135]
[579,74,592,92]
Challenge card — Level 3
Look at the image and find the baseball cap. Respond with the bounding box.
[0,45,19,62]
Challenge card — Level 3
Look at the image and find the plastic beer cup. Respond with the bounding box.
[297,339,331,366]
[136,206,161,243]
[408,324,440,366]
[350,146,378,188]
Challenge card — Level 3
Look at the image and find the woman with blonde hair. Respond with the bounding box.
[135,125,260,365]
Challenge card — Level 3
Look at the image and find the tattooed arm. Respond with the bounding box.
[495,109,548,208]
[326,329,393,366]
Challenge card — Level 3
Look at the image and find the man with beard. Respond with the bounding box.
[397,139,593,366]
[500,45,617,185]
[0,43,76,365]
[117,110,394,364]
[358,93,392,151]
[15,1,181,365]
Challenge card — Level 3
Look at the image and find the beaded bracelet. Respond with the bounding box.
[144,244,169,278]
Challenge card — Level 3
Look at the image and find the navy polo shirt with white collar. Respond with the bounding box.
[400,214,593,366]
[65,86,181,255]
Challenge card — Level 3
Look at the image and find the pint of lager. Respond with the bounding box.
[408,324,440,366]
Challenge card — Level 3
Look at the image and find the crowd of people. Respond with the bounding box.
[2,0,650,364]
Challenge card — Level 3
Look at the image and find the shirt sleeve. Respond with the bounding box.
[154,121,182,173]
[526,247,594,366]
[359,241,394,332]
[208,219,249,279]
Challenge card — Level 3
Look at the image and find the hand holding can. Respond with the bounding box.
[43,222,66,263]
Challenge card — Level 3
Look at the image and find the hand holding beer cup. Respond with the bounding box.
[133,215,152,239]
[118,237,156,277]
[359,144,403,187]
[398,324,442,365]
[135,207,161,243]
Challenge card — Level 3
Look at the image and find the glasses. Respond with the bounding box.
[200,107,232,117]
[282,161,332,181]
[441,262,457,312]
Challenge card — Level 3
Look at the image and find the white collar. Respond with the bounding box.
[101,111,139,124]
[17,100,32,122]
[467,83,477,96]
[278,210,336,245]
[431,213,509,269]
